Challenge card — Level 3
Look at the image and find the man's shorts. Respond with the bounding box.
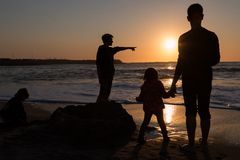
[182,80,212,120]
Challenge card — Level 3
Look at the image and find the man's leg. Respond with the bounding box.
[184,93,197,147]
[200,119,210,145]
[186,115,197,146]
[198,90,211,145]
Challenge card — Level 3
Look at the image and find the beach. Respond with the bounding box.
[1,101,240,160]
[0,0,240,159]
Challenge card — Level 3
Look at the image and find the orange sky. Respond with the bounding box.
[0,1,240,62]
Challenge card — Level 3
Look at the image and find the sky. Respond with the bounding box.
[0,0,240,62]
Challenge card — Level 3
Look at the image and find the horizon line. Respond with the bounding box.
[0,58,239,63]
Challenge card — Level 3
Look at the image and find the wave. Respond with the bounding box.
[0,62,239,113]
[213,67,240,73]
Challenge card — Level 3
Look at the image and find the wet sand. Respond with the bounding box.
[0,102,240,160]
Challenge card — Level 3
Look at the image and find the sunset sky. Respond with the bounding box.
[0,0,240,62]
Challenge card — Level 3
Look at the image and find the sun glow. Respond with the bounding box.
[163,38,177,51]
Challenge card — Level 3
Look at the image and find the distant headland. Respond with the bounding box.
[0,58,123,66]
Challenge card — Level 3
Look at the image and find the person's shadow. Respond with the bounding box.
[159,141,171,159]
[201,147,212,160]
[182,146,212,160]
[130,143,143,159]
[129,141,171,160]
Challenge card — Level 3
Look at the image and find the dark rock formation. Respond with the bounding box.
[48,102,136,146]
[0,102,136,159]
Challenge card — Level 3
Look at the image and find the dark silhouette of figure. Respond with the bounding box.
[96,33,136,103]
[136,68,170,144]
[0,88,29,126]
[169,3,220,152]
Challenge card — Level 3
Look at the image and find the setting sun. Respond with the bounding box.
[163,38,177,51]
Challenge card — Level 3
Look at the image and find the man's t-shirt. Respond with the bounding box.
[178,27,220,86]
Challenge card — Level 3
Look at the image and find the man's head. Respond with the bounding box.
[187,3,204,26]
[102,33,113,46]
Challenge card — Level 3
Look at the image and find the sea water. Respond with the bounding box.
[0,62,239,109]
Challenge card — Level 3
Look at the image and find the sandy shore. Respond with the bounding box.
[114,104,240,160]
[0,101,240,160]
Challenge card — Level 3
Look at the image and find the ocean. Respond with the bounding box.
[0,62,239,110]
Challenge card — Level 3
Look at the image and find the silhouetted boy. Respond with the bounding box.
[96,33,136,103]
[0,88,29,126]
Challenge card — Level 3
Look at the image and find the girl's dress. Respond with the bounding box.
[137,80,167,114]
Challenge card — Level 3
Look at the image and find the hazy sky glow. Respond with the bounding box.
[1,0,240,62]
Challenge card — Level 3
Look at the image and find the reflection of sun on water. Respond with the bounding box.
[164,105,175,124]
[167,66,174,70]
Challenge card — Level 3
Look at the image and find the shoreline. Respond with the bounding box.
[1,99,238,112]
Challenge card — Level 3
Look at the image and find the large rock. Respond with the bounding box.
[48,102,136,146]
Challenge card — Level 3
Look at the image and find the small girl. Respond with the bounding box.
[136,68,170,144]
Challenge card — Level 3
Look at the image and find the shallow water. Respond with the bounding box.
[0,62,239,109]
[124,104,240,146]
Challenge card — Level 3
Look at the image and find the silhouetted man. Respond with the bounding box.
[96,33,136,103]
[169,3,220,151]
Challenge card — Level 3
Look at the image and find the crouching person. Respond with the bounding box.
[0,88,29,127]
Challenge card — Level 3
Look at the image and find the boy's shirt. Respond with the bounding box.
[96,45,121,77]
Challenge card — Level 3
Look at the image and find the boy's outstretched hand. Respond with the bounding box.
[130,47,136,51]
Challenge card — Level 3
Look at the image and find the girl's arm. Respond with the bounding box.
[136,86,144,102]
[159,82,170,99]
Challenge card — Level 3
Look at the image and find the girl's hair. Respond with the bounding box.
[143,68,158,81]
